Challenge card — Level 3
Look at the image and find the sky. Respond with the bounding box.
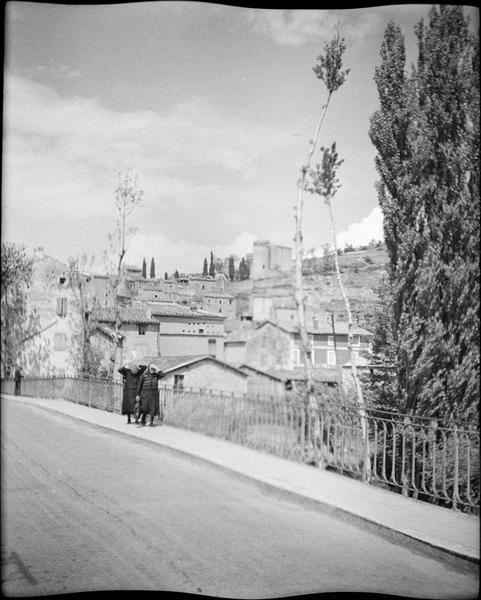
[2,2,478,275]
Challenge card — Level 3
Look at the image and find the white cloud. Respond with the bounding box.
[249,9,381,46]
[3,74,295,220]
[336,207,384,249]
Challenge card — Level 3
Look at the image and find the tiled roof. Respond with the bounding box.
[147,302,224,319]
[92,306,158,324]
[258,319,373,336]
[263,367,340,383]
[239,365,284,381]
[203,291,234,299]
[137,354,247,377]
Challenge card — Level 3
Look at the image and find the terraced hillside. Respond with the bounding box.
[228,244,389,331]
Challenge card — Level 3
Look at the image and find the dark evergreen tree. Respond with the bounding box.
[228,256,235,281]
[164,271,168,280]
[368,6,479,421]
[203,258,208,277]
[150,257,155,279]
[209,251,215,277]
[174,269,179,279]
[141,258,147,278]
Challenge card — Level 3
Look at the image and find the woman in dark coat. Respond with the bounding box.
[118,364,145,424]
[14,367,22,396]
[136,364,162,426]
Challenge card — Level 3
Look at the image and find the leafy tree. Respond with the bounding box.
[104,169,143,379]
[294,29,350,401]
[368,7,479,421]
[238,258,246,280]
[67,254,104,379]
[174,269,179,279]
[228,256,235,281]
[1,243,51,376]
[142,258,147,278]
[150,257,156,279]
[209,251,215,277]
[306,143,369,455]
[202,258,208,277]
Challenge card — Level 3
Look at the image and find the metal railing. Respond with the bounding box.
[2,377,478,513]
[1,376,123,413]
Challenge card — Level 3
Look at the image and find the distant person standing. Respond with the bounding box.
[118,363,145,424]
[136,364,162,426]
[14,367,22,396]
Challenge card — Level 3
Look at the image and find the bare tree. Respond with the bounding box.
[104,170,143,379]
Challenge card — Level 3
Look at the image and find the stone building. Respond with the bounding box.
[251,240,293,280]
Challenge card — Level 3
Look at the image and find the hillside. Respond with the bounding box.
[228,245,389,331]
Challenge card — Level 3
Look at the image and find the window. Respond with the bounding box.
[293,348,301,366]
[208,339,216,356]
[352,351,359,365]
[138,325,146,335]
[327,335,334,346]
[59,277,66,285]
[54,333,67,351]
[56,297,68,317]
[313,348,323,366]
[327,350,336,366]
[353,335,360,346]
[174,374,184,390]
[199,328,204,334]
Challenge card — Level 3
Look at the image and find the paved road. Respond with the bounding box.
[1,398,478,598]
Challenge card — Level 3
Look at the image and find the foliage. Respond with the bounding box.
[104,169,143,379]
[202,258,208,277]
[368,7,480,421]
[150,257,155,279]
[164,271,168,280]
[1,243,51,376]
[209,251,215,277]
[305,142,344,200]
[67,254,104,379]
[141,258,147,278]
[294,32,350,399]
[238,257,250,280]
[313,35,350,95]
[228,256,235,281]
[174,269,179,279]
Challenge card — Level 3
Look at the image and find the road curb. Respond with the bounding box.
[5,394,479,575]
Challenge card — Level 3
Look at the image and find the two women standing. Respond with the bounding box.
[118,362,163,426]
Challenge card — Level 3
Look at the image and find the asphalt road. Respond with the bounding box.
[1,397,479,598]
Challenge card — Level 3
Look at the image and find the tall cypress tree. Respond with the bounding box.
[150,257,155,279]
[369,6,479,420]
[202,258,208,277]
[209,251,215,277]
[141,258,147,279]
[228,256,235,281]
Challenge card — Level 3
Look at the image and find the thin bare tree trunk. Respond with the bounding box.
[326,197,370,476]
[294,96,333,466]
[295,95,332,392]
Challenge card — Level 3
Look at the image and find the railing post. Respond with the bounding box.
[452,424,459,510]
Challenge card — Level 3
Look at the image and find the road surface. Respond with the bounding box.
[1,397,478,597]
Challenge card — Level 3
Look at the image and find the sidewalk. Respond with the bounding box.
[4,394,479,573]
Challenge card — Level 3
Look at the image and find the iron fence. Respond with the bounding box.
[1,376,123,413]
[1,377,478,513]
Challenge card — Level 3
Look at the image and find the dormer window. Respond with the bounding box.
[138,325,146,335]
